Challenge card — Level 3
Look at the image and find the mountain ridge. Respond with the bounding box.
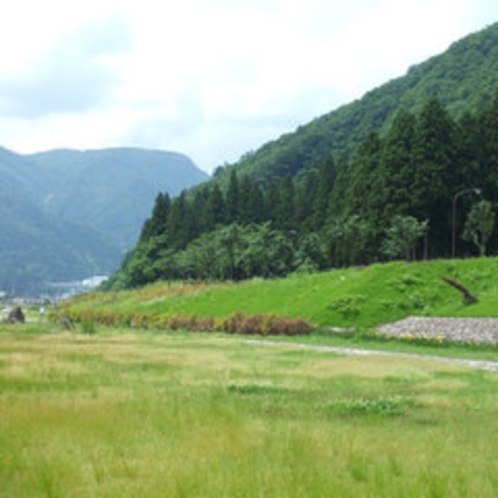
[214,21,498,184]
[0,146,209,295]
[28,147,209,248]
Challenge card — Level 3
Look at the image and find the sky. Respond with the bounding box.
[0,1,496,174]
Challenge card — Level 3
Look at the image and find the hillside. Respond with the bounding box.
[0,147,208,295]
[108,21,498,291]
[214,22,498,184]
[61,257,498,329]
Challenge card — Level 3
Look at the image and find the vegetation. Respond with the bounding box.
[212,22,498,184]
[5,25,498,496]
[109,95,498,289]
[1,324,498,497]
[463,200,496,256]
[64,257,498,331]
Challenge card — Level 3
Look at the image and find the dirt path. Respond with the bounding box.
[245,339,498,372]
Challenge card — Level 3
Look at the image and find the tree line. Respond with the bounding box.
[105,96,498,289]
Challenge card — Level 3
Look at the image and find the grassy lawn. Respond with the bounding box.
[1,323,498,497]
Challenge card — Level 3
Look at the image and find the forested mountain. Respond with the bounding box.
[108,22,498,290]
[212,22,498,185]
[28,148,209,249]
[0,147,208,295]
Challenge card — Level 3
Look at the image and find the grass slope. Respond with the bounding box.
[1,325,498,497]
[66,257,498,329]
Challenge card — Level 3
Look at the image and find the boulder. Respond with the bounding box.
[7,306,25,323]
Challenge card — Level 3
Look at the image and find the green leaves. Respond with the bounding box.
[463,200,495,256]
[381,216,429,261]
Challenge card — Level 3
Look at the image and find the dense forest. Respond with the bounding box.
[105,95,498,290]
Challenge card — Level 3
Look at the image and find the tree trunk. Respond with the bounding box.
[441,276,478,305]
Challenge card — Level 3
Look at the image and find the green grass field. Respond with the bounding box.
[1,323,498,497]
[63,257,498,329]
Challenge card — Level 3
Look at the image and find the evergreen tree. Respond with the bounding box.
[311,154,336,230]
[245,180,266,224]
[411,98,456,256]
[379,109,417,218]
[342,130,383,258]
[166,191,197,250]
[327,156,350,219]
[344,130,381,220]
[203,184,226,231]
[239,176,254,223]
[225,170,240,223]
[455,112,483,187]
[273,176,296,230]
[264,182,280,225]
[295,169,319,228]
[476,91,498,202]
[139,192,171,242]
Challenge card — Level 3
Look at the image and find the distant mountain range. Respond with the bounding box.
[0,147,208,295]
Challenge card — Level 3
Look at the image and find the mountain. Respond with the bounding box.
[28,148,209,250]
[107,21,498,290]
[0,147,208,295]
[214,22,498,184]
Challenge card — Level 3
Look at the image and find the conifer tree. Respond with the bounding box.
[295,169,319,228]
[203,184,226,231]
[139,192,170,242]
[476,91,498,201]
[273,176,296,230]
[311,154,336,230]
[225,170,240,223]
[166,191,196,250]
[379,109,416,218]
[411,98,456,255]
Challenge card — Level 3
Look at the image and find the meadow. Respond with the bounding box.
[1,322,498,497]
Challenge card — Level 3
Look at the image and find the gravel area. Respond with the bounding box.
[379,317,498,345]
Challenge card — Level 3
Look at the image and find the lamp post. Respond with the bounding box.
[451,188,481,258]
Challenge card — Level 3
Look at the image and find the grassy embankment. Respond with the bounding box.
[1,323,498,497]
[63,257,498,328]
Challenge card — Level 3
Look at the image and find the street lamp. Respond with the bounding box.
[451,188,481,258]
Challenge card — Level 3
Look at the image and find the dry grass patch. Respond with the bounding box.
[2,325,498,497]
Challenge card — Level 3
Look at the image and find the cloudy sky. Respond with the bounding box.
[0,1,496,173]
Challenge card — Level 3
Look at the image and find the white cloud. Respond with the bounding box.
[0,15,132,117]
[0,0,495,172]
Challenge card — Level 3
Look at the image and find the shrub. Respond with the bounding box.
[51,308,313,336]
[222,312,314,336]
[329,295,364,318]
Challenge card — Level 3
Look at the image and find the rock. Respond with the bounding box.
[7,306,25,324]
